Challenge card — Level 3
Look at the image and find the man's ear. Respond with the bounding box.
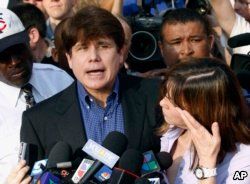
[66,53,73,69]
[158,41,164,56]
[28,27,40,48]
[118,46,125,68]
[208,34,215,50]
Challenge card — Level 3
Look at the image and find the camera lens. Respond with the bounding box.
[129,31,157,61]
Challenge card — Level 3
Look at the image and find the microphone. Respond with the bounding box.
[228,33,250,48]
[78,131,128,183]
[134,177,151,184]
[18,142,38,174]
[30,159,48,184]
[141,151,173,184]
[34,141,73,184]
[109,149,144,184]
[71,158,95,183]
[155,152,173,171]
[46,141,72,169]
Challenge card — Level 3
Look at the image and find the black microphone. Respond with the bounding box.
[34,141,72,184]
[156,152,173,171]
[18,142,38,174]
[78,131,128,184]
[228,33,250,48]
[46,141,73,169]
[109,149,144,184]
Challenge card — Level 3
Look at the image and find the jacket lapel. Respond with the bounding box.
[120,75,146,150]
[55,82,87,150]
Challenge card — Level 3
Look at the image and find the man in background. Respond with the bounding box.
[0,8,73,183]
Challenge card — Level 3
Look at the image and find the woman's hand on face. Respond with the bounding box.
[176,107,221,168]
[7,160,31,184]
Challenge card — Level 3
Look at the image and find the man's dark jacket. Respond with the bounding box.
[20,74,162,160]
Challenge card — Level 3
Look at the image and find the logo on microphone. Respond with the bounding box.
[94,165,112,182]
[141,151,160,175]
[82,139,119,168]
[71,159,94,183]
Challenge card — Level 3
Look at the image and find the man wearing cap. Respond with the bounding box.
[0,8,73,183]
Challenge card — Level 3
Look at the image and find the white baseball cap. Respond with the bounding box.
[0,8,28,52]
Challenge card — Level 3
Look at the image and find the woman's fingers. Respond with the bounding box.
[175,107,201,131]
[211,122,221,143]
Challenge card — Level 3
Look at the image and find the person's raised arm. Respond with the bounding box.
[209,0,236,36]
[100,0,123,15]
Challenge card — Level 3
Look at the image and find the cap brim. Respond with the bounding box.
[0,30,29,53]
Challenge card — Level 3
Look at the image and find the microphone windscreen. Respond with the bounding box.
[228,33,250,48]
[102,131,128,156]
[119,149,144,176]
[156,152,173,170]
[46,141,72,169]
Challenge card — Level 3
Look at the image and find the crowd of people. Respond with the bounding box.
[0,0,249,184]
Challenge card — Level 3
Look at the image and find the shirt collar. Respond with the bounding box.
[77,77,120,106]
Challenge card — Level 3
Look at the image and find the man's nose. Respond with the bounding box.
[8,55,22,66]
[180,41,194,57]
[88,47,101,62]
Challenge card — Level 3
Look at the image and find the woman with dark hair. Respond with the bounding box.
[159,57,250,184]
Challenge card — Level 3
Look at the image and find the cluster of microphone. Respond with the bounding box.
[22,131,173,184]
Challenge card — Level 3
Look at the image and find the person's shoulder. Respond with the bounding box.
[32,63,73,81]
[24,82,76,115]
[33,63,64,72]
[224,143,250,170]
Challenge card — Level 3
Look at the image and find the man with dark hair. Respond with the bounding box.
[11,3,56,65]
[159,8,214,68]
[21,5,161,161]
[0,8,73,183]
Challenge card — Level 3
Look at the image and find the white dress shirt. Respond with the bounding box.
[0,63,73,183]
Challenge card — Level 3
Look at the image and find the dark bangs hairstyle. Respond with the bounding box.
[158,57,250,165]
[62,6,125,55]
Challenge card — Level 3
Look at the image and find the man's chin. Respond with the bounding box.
[9,76,31,88]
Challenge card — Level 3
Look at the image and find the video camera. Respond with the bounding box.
[126,0,165,73]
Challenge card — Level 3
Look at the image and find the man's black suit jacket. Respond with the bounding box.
[20,74,162,160]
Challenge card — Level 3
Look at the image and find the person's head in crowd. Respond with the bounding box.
[159,57,250,169]
[159,8,214,68]
[0,8,33,87]
[43,0,76,29]
[116,15,132,64]
[21,0,48,19]
[74,0,99,12]
[62,6,125,104]
[11,3,49,62]
[234,0,250,22]
[52,17,74,77]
